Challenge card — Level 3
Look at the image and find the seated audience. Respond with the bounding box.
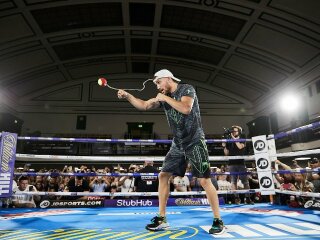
[12,176,40,208]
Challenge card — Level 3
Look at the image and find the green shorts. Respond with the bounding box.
[161,139,211,178]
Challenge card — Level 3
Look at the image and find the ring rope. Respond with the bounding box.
[15,148,320,162]
[13,189,261,197]
[16,137,250,143]
[15,154,256,161]
[275,189,320,198]
[13,190,320,198]
[272,121,320,140]
[13,168,320,177]
[273,169,320,174]
[13,189,320,198]
[13,121,320,143]
[275,149,320,158]
[13,171,254,177]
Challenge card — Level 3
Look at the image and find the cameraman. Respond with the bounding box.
[222,125,252,204]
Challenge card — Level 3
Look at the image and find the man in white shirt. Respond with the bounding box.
[12,176,40,208]
[90,176,110,192]
[173,176,191,192]
[118,175,135,192]
[217,173,231,191]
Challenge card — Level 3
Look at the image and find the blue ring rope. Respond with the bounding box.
[12,121,320,143]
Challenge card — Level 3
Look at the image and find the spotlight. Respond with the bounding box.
[280,94,300,113]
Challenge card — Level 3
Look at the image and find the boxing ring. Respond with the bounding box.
[0,122,320,239]
[1,204,319,239]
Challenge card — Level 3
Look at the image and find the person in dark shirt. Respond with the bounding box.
[68,176,90,200]
[222,125,252,204]
[134,160,159,195]
[117,69,225,234]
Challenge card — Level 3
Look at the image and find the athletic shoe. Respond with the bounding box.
[209,218,226,235]
[146,215,169,231]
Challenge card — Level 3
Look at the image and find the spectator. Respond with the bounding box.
[291,159,302,169]
[62,176,70,186]
[216,170,231,191]
[35,181,45,192]
[275,159,298,205]
[118,168,135,193]
[68,176,90,199]
[293,172,314,192]
[109,185,119,199]
[275,160,295,191]
[210,167,219,191]
[248,165,261,203]
[55,183,66,200]
[216,169,232,204]
[173,176,191,192]
[46,177,59,192]
[89,176,110,192]
[307,157,320,192]
[134,160,159,194]
[12,176,40,208]
[190,177,203,192]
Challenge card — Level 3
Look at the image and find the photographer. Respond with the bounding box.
[222,125,252,204]
[89,172,110,193]
[118,167,135,193]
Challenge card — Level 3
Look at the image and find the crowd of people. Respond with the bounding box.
[2,155,318,209]
[274,157,319,207]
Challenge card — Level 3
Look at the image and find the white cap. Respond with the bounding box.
[153,69,181,83]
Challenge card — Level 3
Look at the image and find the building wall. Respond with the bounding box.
[20,113,253,138]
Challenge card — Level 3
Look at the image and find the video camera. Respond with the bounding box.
[223,127,233,139]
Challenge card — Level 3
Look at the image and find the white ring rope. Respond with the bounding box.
[15,172,252,177]
[14,189,320,198]
[14,168,320,177]
[275,190,320,198]
[13,189,260,197]
[16,148,320,162]
[275,149,320,158]
[15,154,255,162]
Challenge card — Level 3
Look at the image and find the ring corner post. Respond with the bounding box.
[0,132,18,199]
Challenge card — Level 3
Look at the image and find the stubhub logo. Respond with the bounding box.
[117,199,154,207]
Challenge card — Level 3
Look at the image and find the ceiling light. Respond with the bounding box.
[280,94,300,113]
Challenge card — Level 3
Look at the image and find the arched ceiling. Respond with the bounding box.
[0,0,319,116]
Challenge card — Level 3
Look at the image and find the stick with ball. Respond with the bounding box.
[98,77,153,91]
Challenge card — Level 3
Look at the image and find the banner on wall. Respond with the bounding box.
[39,199,104,208]
[0,132,17,198]
[104,197,224,207]
[252,135,275,195]
[304,200,320,210]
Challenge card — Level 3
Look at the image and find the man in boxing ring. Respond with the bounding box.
[117,69,225,234]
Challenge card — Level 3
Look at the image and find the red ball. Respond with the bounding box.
[98,78,107,87]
